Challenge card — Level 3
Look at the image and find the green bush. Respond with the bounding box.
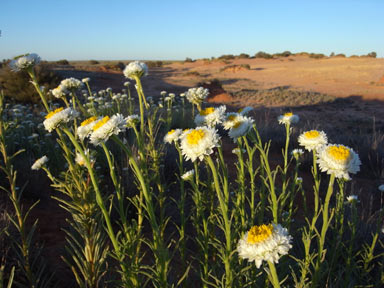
[218,54,235,60]
[0,64,62,103]
[56,59,69,65]
[184,57,194,63]
[89,60,99,65]
[254,51,273,59]
[309,53,326,59]
[146,61,163,68]
[238,53,250,59]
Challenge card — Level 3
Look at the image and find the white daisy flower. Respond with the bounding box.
[77,116,99,140]
[75,149,94,166]
[10,53,41,72]
[43,107,78,132]
[160,91,167,96]
[164,129,182,144]
[31,155,48,170]
[51,85,68,98]
[123,61,148,79]
[298,130,328,152]
[180,126,220,162]
[317,144,361,180]
[228,116,254,141]
[194,105,226,127]
[291,148,304,158]
[179,93,186,98]
[222,112,241,130]
[125,114,140,128]
[60,78,83,90]
[237,224,292,268]
[181,170,195,181]
[124,81,130,87]
[90,114,127,146]
[346,195,359,204]
[185,87,209,105]
[278,112,299,125]
[82,77,90,83]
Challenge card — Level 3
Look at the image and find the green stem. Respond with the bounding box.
[268,261,281,288]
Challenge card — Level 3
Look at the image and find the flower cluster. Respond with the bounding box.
[10,53,41,72]
[185,87,209,105]
[89,114,127,145]
[123,61,148,79]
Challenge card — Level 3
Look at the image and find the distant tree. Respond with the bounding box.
[185,57,194,63]
[367,52,377,58]
[238,53,250,59]
[330,52,335,57]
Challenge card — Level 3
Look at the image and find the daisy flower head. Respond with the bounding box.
[82,77,90,83]
[89,114,127,146]
[346,195,359,204]
[317,144,361,180]
[10,53,41,72]
[60,78,83,91]
[123,81,130,87]
[125,114,140,128]
[75,149,95,166]
[51,85,68,99]
[185,87,209,105]
[181,169,195,181]
[298,130,328,152]
[164,129,182,144]
[228,116,254,142]
[222,112,240,130]
[180,126,220,162]
[291,148,304,159]
[278,112,299,125]
[237,224,292,268]
[194,105,226,127]
[43,107,78,132]
[31,155,48,170]
[77,116,99,140]
[123,61,148,80]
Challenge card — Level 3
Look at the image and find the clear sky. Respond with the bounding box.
[1,0,383,60]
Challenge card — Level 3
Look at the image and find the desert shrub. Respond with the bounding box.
[296,52,309,56]
[146,61,163,68]
[101,62,125,71]
[184,70,200,77]
[56,59,69,65]
[89,60,99,65]
[350,55,360,58]
[309,53,326,59]
[279,51,292,57]
[184,57,194,63]
[0,65,62,103]
[254,51,273,59]
[238,53,250,59]
[367,52,377,58]
[218,54,235,60]
[330,52,335,57]
[335,53,346,58]
[220,64,250,72]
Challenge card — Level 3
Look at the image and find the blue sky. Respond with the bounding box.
[1,0,383,60]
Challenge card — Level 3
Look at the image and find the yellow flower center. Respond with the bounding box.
[304,130,320,139]
[92,116,110,131]
[168,129,175,135]
[81,116,97,127]
[227,115,237,121]
[200,107,215,116]
[233,121,242,129]
[247,224,273,244]
[328,145,351,161]
[45,107,64,119]
[284,112,293,117]
[238,108,243,113]
[187,129,205,145]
